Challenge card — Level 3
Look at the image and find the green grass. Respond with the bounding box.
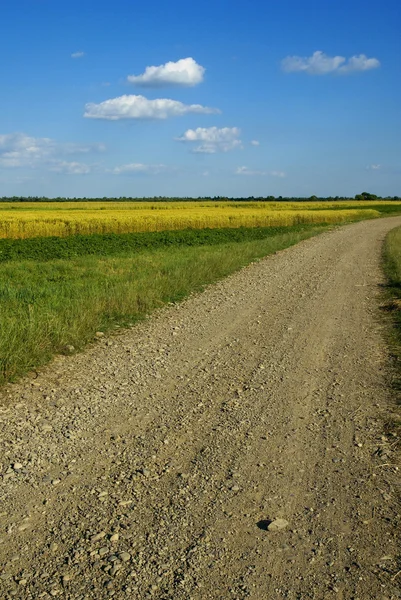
[0,223,327,263]
[384,227,401,286]
[383,226,401,367]
[382,226,401,438]
[0,224,328,386]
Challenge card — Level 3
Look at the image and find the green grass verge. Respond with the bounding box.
[382,226,401,438]
[0,224,328,386]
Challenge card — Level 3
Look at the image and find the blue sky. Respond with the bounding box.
[0,0,400,197]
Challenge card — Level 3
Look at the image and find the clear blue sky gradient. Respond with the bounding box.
[0,0,400,197]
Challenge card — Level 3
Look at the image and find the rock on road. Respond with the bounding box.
[0,217,400,600]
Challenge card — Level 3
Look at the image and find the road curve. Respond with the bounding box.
[0,217,400,600]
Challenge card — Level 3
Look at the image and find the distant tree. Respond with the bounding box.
[355,192,379,200]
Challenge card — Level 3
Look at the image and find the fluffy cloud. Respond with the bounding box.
[250,140,260,146]
[281,51,380,75]
[236,166,285,177]
[127,57,205,87]
[84,95,220,120]
[236,166,264,176]
[71,51,85,59]
[50,161,91,175]
[0,133,104,169]
[176,127,242,153]
[112,163,168,175]
[366,164,381,170]
[342,55,381,73]
[0,134,53,167]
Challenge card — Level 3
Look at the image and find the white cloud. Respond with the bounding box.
[0,133,104,169]
[127,57,205,87]
[366,164,381,170]
[236,166,286,177]
[236,166,265,176]
[71,51,85,59]
[112,163,168,175]
[340,54,381,73]
[0,133,54,167]
[176,126,241,153]
[281,51,380,75]
[84,95,220,120]
[50,161,92,175]
[250,140,260,146]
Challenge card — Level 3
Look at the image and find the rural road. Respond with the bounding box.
[0,217,400,600]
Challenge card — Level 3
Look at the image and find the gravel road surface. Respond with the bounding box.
[0,217,400,600]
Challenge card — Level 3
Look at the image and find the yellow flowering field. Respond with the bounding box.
[0,200,396,239]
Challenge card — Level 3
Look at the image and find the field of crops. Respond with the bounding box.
[1,199,400,386]
[1,200,397,239]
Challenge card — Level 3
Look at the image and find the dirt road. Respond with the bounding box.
[0,217,400,600]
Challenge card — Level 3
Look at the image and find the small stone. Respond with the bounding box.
[50,542,58,552]
[13,463,23,471]
[18,579,27,586]
[91,531,106,543]
[110,533,119,543]
[267,518,289,532]
[231,485,240,492]
[99,547,108,557]
[108,555,118,562]
[95,332,105,338]
[52,479,61,486]
[65,345,75,353]
[119,552,131,562]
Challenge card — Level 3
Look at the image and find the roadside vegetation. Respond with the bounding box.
[383,227,401,420]
[0,224,328,385]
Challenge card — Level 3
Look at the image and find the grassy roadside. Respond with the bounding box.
[383,226,401,372]
[0,224,328,386]
[382,226,401,436]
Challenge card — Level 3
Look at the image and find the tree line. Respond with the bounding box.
[0,192,399,203]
